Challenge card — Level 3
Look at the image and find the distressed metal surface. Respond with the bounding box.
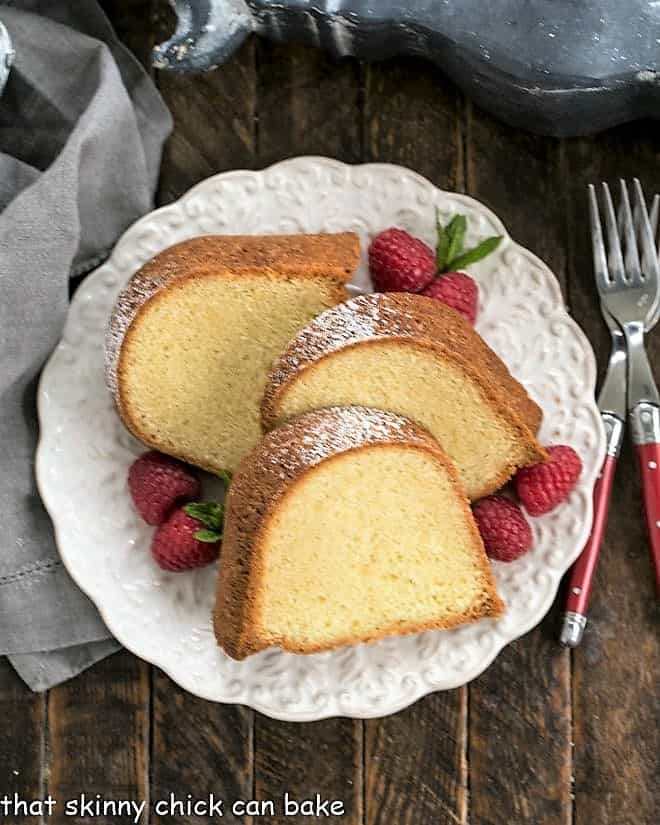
[0,19,13,97]
[154,0,660,137]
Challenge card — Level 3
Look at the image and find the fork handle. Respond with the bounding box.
[560,413,623,647]
[631,402,660,595]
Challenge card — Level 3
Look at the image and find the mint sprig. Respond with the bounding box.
[217,469,232,487]
[435,209,502,273]
[436,210,450,271]
[194,528,223,543]
[184,502,224,543]
[444,214,467,268]
[448,236,502,270]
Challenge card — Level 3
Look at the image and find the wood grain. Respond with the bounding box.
[256,41,363,166]
[465,101,567,284]
[46,651,149,824]
[365,57,464,190]
[468,629,572,825]
[563,124,660,825]
[0,660,45,823]
[254,718,362,824]
[363,58,468,825]
[465,100,572,825]
[251,40,364,825]
[365,691,468,825]
[151,673,252,825]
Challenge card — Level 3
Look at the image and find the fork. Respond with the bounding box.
[561,182,660,646]
[560,302,627,646]
[590,180,660,587]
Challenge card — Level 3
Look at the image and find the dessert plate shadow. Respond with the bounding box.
[36,157,605,721]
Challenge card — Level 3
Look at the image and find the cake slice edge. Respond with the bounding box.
[214,406,504,661]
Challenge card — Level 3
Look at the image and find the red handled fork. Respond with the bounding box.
[560,181,660,647]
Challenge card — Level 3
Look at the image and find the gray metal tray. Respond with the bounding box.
[154,1,660,137]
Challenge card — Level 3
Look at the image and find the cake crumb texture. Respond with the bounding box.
[214,406,503,660]
[261,292,546,500]
[105,233,359,473]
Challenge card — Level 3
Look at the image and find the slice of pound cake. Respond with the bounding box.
[214,406,503,660]
[261,292,546,501]
[105,233,359,473]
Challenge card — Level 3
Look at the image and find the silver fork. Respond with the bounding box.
[559,186,660,647]
[591,180,660,592]
[597,194,660,422]
[561,183,660,646]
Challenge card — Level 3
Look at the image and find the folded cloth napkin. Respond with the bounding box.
[0,0,172,690]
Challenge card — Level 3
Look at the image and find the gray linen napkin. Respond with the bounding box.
[0,1,172,690]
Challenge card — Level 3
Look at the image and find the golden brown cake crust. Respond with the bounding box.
[262,292,542,433]
[214,406,504,661]
[409,295,543,433]
[104,233,360,449]
[260,293,546,499]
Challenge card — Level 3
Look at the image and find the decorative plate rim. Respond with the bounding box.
[36,156,605,720]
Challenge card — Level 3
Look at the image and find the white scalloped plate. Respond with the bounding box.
[36,157,605,720]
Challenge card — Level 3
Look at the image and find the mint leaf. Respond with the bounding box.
[444,215,467,267]
[184,502,224,531]
[447,235,503,270]
[217,469,232,487]
[435,209,450,272]
[194,528,222,543]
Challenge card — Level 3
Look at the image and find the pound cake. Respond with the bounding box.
[261,293,545,501]
[105,233,359,473]
[214,406,503,660]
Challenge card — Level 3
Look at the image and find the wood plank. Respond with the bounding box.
[0,660,45,823]
[252,39,363,825]
[468,627,571,825]
[364,56,464,188]
[465,100,572,825]
[363,58,468,825]
[365,690,467,825]
[46,651,149,824]
[256,41,363,166]
[254,718,362,824]
[149,19,258,825]
[151,673,253,825]
[563,123,660,825]
[465,101,567,282]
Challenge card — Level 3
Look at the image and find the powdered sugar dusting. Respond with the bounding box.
[223,406,438,615]
[104,233,359,408]
[264,293,427,416]
[243,406,434,495]
[104,259,179,400]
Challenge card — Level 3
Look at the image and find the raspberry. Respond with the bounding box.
[368,228,437,293]
[473,495,532,562]
[421,271,479,324]
[515,445,582,516]
[151,503,223,572]
[128,451,200,525]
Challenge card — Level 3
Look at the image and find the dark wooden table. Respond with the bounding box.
[2,3,659,823]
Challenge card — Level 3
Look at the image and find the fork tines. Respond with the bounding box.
[588,179,659,292]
